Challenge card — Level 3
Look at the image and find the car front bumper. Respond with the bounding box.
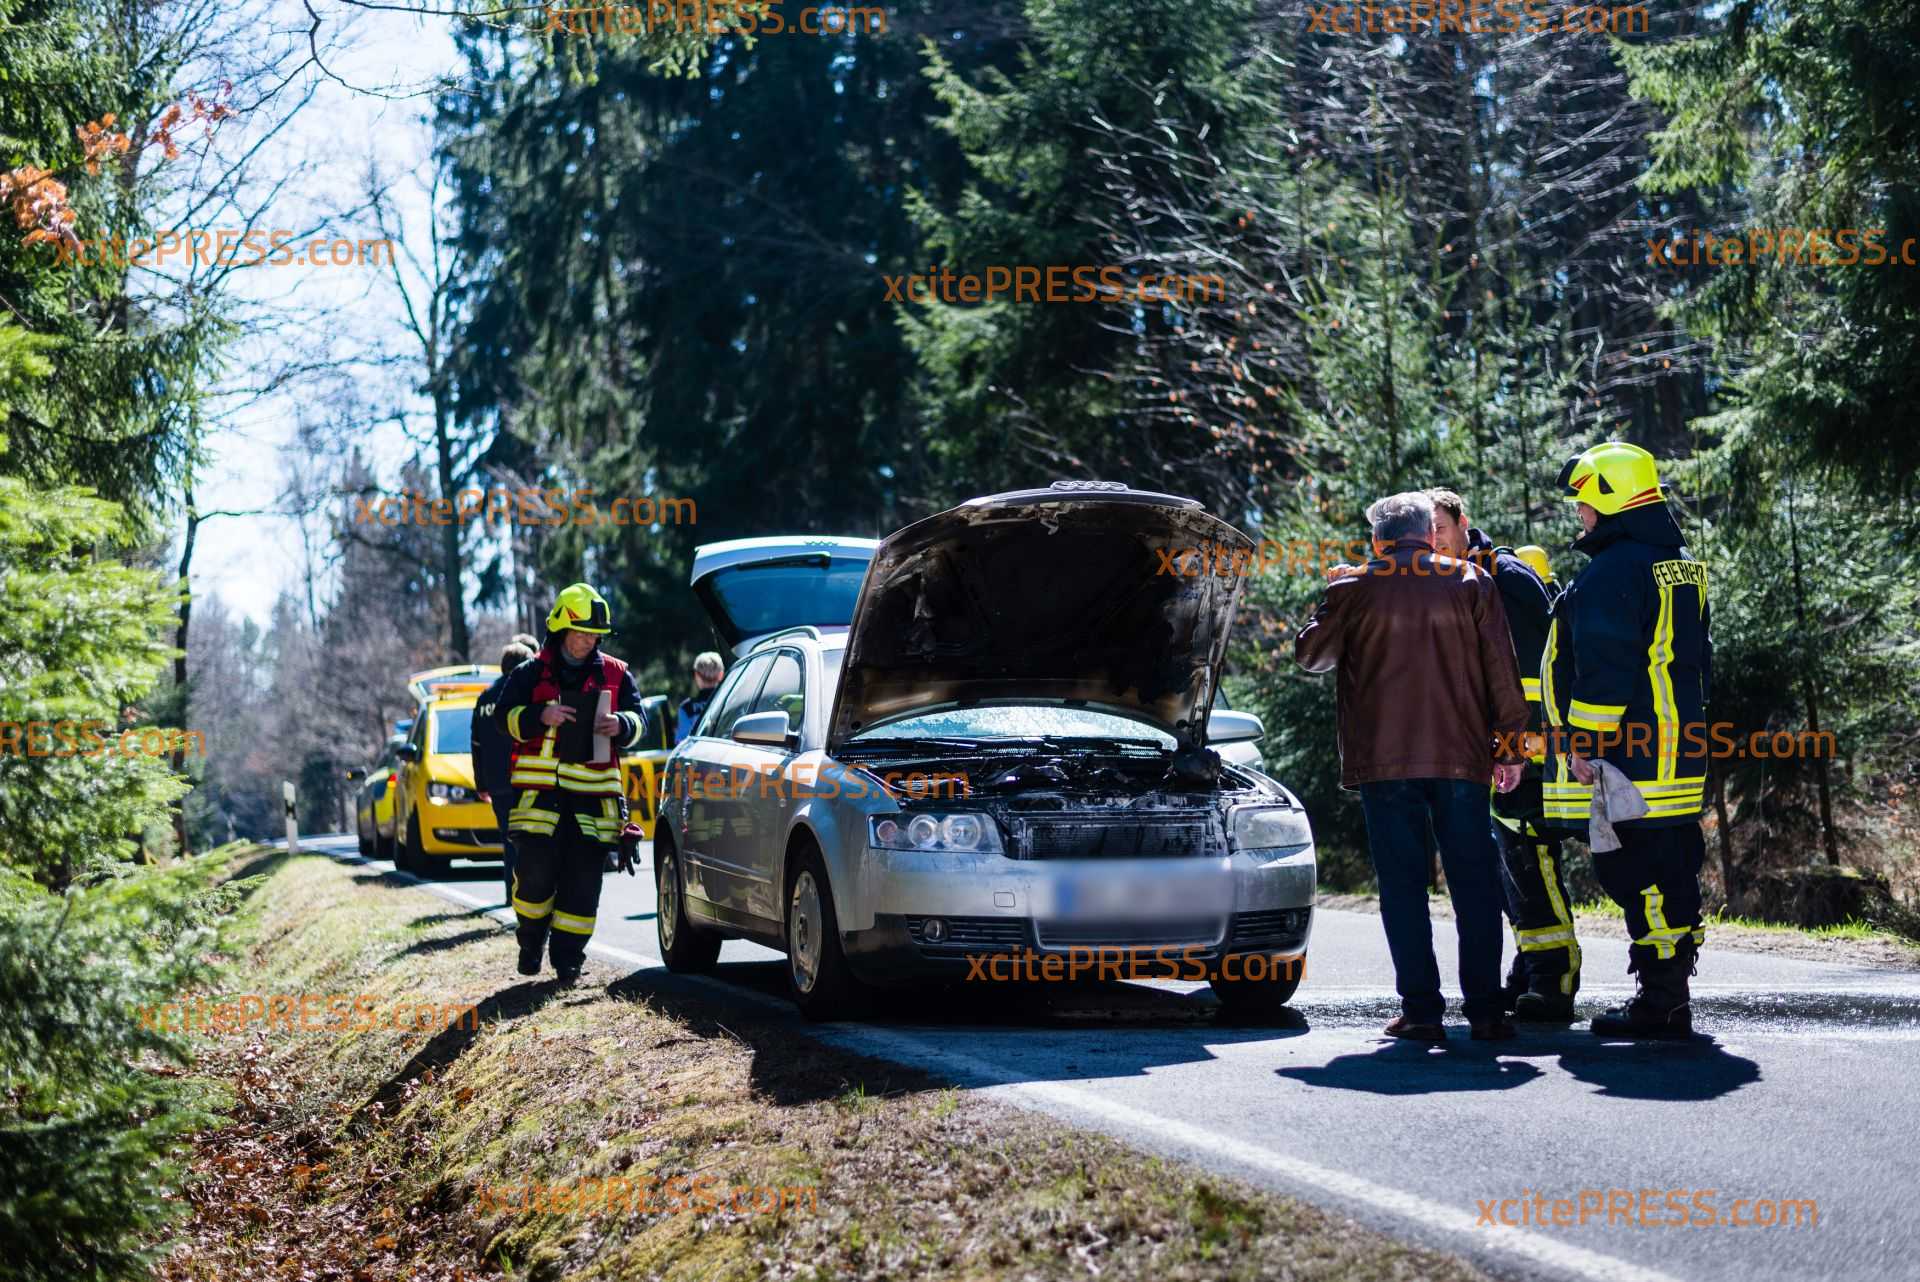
[837,846,1315,986]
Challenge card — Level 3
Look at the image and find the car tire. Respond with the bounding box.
[1209,953,1304,1017]
[397,814,424,875]
[784,842,867,1021]
[655,832,721,973]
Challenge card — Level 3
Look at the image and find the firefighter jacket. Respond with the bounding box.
[1542,503,1712,829]
[1464,528,1555,828]
[493,641,647,802]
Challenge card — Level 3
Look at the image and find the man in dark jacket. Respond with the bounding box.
[1544,443,1712,1039]
[473,634,538,904]
[1295,491,1531,1042]
[1428,491,1580,1022]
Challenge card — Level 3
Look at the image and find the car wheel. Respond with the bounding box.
[1209,953,1304,1017]
[784,843,867,1021]
[655,832,721,973]
[397,814,424,874]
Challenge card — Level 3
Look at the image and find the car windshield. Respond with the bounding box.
[432,707,473,755]
[850,705,1174,748]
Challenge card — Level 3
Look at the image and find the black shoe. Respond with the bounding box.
[517,944,543,977]
[1590,962,1692,1039]
[1470,1017,1517,1040]
[1514,975,1579,1023]
[553,964,582,987]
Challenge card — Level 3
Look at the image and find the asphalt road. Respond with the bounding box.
[289,832,1920,1282]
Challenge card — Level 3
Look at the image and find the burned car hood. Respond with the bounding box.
[827,483,1254,752]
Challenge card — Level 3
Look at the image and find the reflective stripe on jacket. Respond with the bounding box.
[495,642,646,796]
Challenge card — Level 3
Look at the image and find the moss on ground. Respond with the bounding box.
[153,851,1489,1282]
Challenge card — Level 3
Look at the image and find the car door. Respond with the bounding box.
[724,647,806,922]
[673,652,773,920]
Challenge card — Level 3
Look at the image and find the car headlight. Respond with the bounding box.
[869,812,1003,854]
[428,782,475,803]
[1231,805,1313,854]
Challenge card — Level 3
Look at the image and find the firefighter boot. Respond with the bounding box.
[1513,970,1579,1023]
[1590,952,1692,1040]
[1500,951,1527,1015]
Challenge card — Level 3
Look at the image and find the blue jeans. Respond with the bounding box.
[491,793,518,904]
[1358,778,1506,1024]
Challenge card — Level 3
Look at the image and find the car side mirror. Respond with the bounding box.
[731,710,794,748]
[1208,710,1265,745]
[345,767,367,782]
[396,743,421,762]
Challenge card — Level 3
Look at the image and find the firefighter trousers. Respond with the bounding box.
[509,791,618,970]
[1493,820,1581,994]
[1593,821,1706,975]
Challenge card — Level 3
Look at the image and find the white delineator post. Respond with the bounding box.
[283,780,298,855]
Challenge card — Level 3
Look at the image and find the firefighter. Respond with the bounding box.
[1427,493,1579,1021]
[1543,443,1711,1039]
[492,583,649,984]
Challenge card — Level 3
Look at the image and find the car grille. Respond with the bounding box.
[1034,917,1225,949]
[1013,814,1221,860]
[433,828,502,847]
[905,916,1028,952]
[1230,907,1311,947]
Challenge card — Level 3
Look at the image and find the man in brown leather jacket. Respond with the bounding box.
[1294,490,1531,1041]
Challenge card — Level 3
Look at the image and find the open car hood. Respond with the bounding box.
[827,483,1253,752]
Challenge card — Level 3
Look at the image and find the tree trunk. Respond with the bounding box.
[1784,482,1839,865]
[1711,762,1737,908]
[434,393,469,662]
[171,486,199,858]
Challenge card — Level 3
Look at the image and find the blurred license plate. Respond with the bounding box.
[1051,865,1230,921]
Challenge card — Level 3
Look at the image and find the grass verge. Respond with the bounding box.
[151,849,1489,1282]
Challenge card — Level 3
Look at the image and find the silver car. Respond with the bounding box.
[654,482,1317,1019]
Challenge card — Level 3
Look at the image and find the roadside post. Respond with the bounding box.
[283,780,298,855]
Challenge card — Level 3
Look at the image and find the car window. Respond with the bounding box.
[698,653,772,739]
[432,706,473,755]
[748,649,805,729]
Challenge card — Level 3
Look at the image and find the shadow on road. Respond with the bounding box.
[1553,1037,1761,1100]
[1275,1040,1546,1094]
[598,960,1316,1100]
